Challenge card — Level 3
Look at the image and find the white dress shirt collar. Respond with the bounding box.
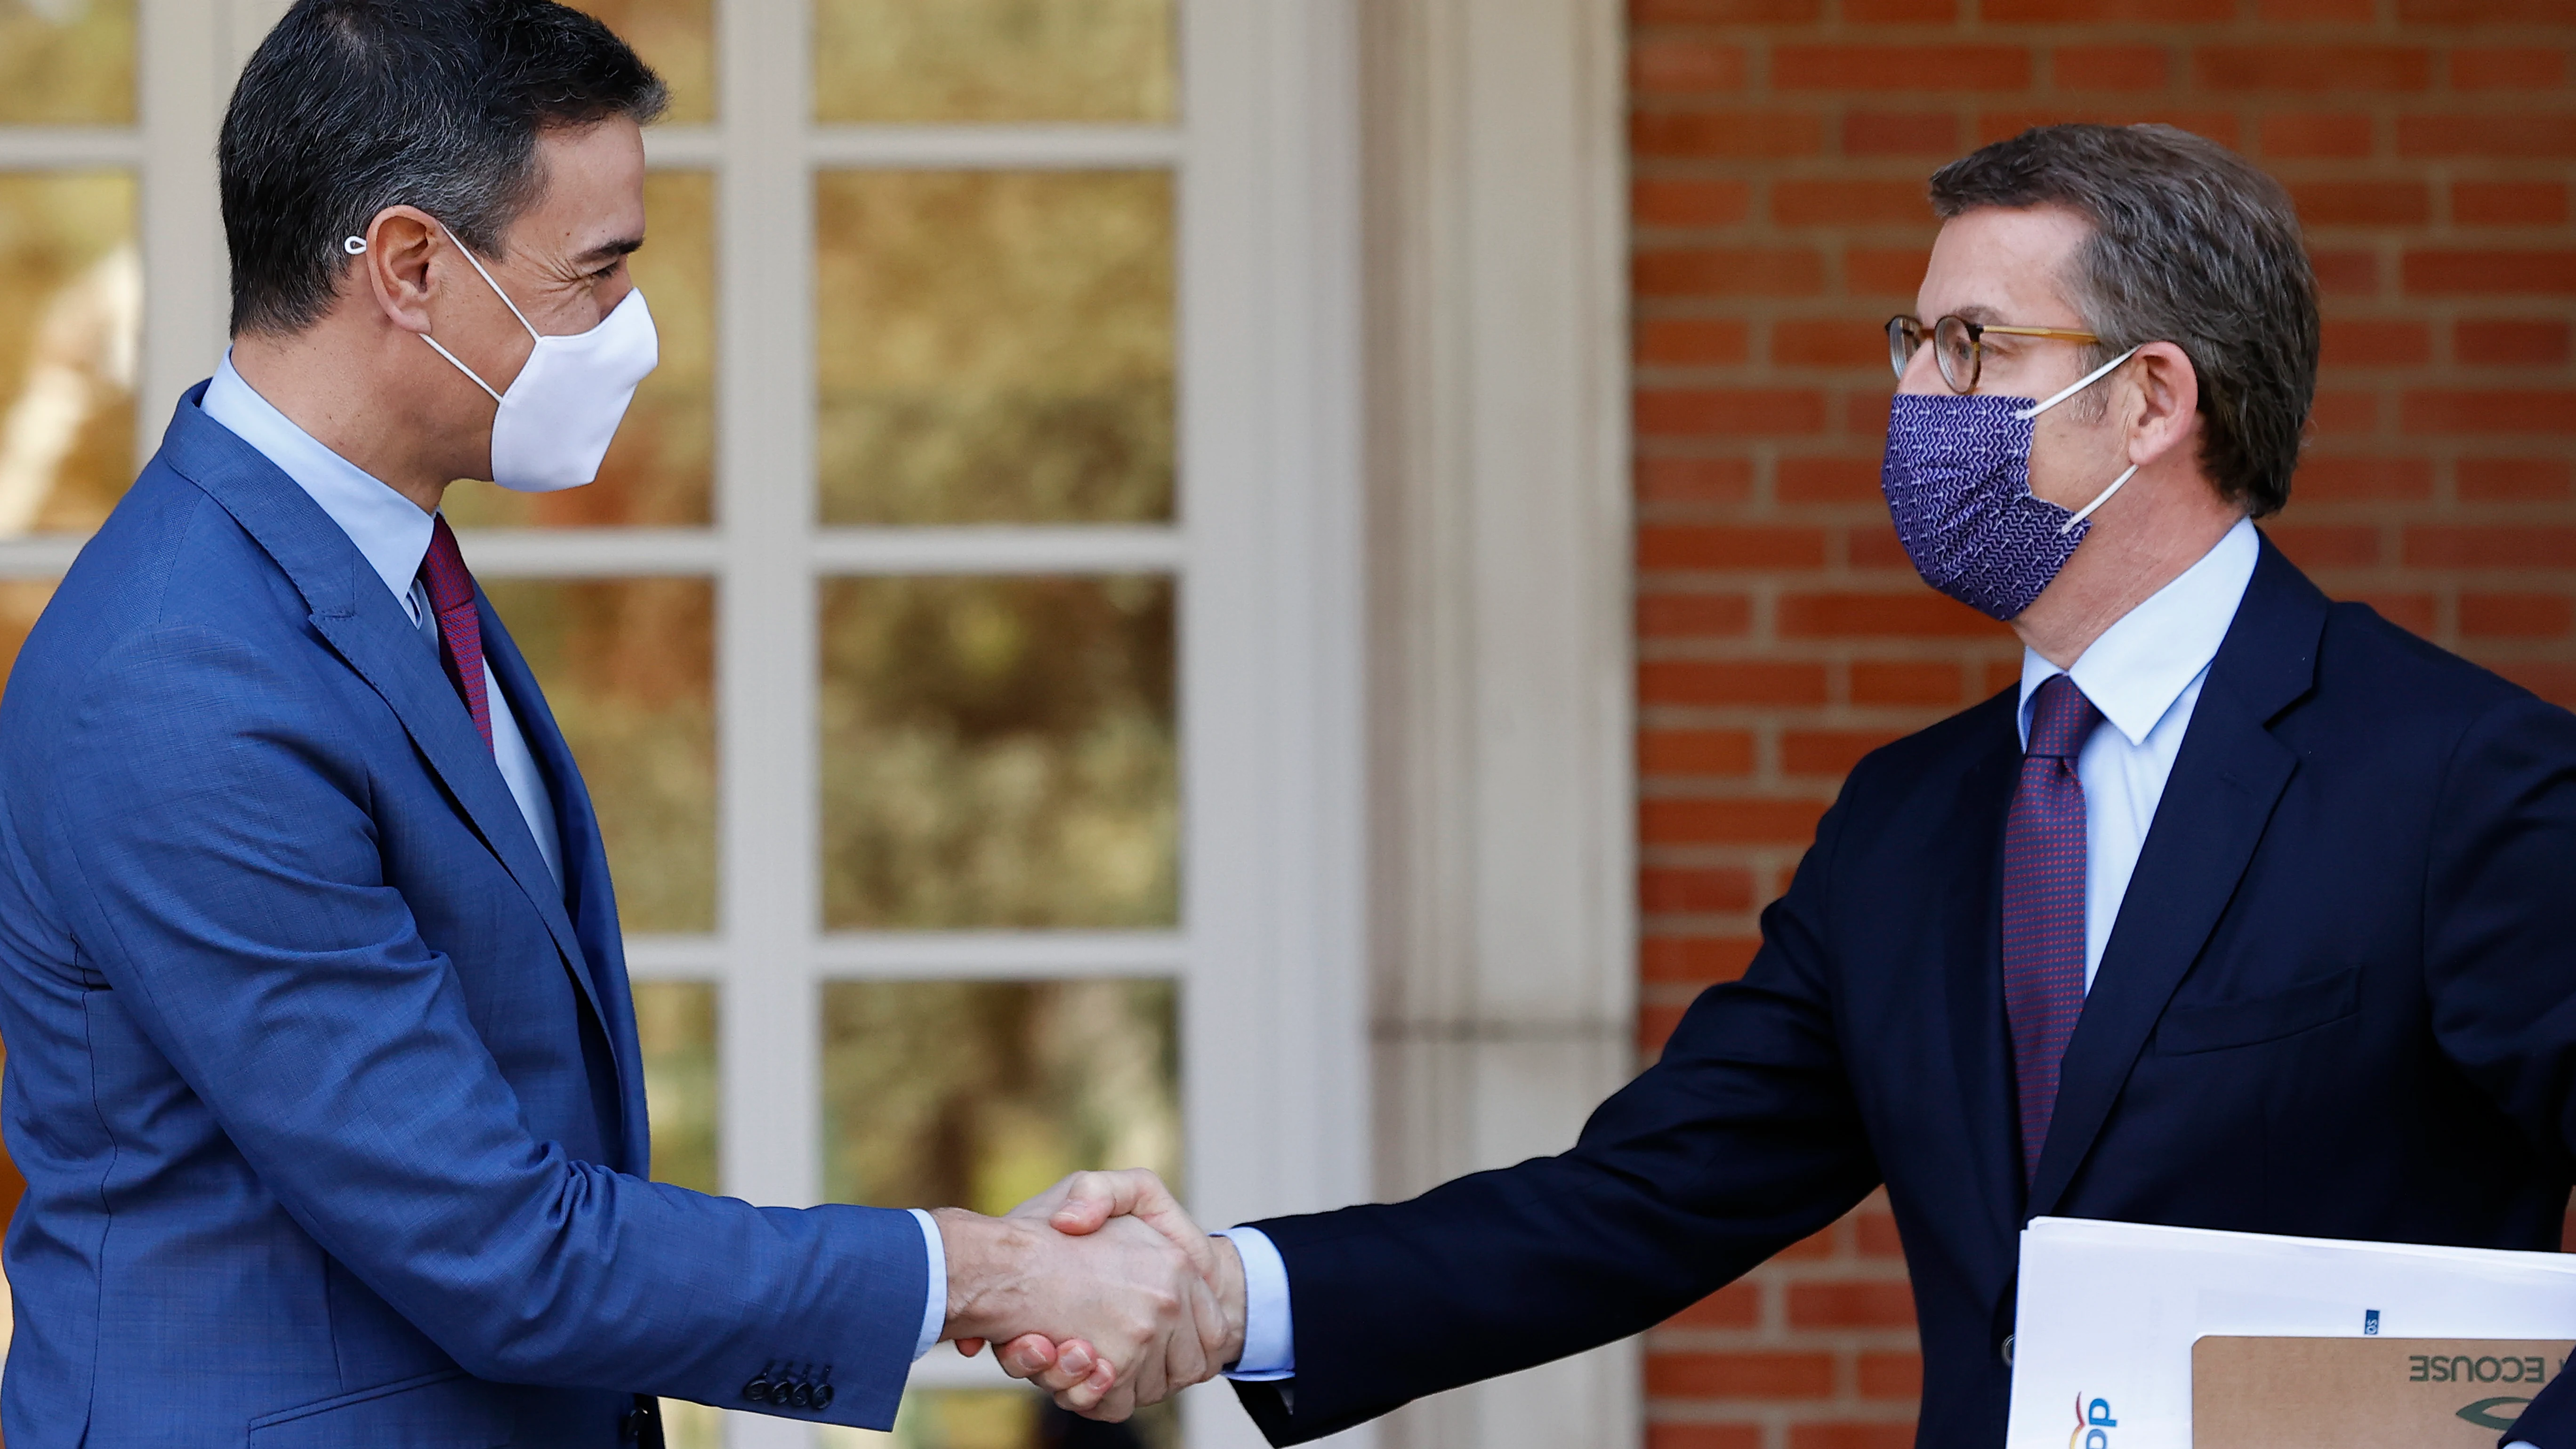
[202,351,438,617]
[2020,515,2262,749]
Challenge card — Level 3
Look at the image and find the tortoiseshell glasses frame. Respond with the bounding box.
[1886,314,2101,394]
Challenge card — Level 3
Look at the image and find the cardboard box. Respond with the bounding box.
[2191,1337,2564,1448]
[2008,1217,2576,1448]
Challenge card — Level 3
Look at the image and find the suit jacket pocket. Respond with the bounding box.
[2156,966,2361,1055]
[248,1368,515,1449]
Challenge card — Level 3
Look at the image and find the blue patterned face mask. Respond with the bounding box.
[1879,346,2142,621]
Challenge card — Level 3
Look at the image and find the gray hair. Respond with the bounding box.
[1929,124,2319,518]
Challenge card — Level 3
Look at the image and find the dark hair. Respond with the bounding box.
[220,0,667,336]
[1928,123,2318,518]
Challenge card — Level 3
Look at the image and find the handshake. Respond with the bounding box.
[934,1168,1248,1421]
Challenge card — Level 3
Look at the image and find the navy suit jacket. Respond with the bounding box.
[0,392,925,1447]
[1234,535,2576,1449]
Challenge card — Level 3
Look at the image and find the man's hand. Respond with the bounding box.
[963,1170,1248,1418]
[934,1192,1224,1421]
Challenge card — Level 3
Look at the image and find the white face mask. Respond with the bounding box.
[415,226,659,493]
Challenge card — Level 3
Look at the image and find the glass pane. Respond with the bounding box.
[0,580,54,701]
[813,0,1174,124]
[478,579,716,932]
[571,0,712,124]
[816,1391,1177,1449]
[635,980,717,1194]
[815,172,1173,525]
[0,0,134,124]
[443,170,715,527]
[819,576,1175,929]
[821,980,1179,1216]
[0,173,138,537]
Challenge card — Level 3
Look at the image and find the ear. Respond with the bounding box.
[2122,340,2201,472]
[358,206,445,336]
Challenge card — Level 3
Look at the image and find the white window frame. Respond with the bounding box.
[0,4,1371,1448]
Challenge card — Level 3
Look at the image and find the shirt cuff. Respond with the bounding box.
[1219,1225,1294,1380]
[910,1208,946,1362]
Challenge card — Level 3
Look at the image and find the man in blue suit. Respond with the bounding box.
[0,3,1222,1444]
[1015,124,2576,1446]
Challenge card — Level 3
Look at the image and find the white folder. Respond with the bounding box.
[2004,1216,2576,1449]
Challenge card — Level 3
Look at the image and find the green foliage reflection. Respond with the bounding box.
[821,979,1180,1218]
[0,172,136,536]
[633,981,718,1195]
[814,0,1174,124]
[0,0,134,125]
[820,575,1175,930]
[482,579,717,934]
[816,171,1173,524]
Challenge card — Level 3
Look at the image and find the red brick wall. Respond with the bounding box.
[1626,0,2576,1442]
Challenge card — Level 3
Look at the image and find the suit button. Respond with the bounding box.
[742,1369,774,1404]
[1999,1334,2015,1367]
[789,1381,813,1409]
[813,1383,836,1410]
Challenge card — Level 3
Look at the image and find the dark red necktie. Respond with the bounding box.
[419,515,493,752]
[2001,673,2102,1185]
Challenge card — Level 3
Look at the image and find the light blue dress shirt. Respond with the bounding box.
[1225,517,2264,1381]
[2016,515,2259,991]
[198,356,950,1360]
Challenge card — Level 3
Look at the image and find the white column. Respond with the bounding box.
[1361,0,1635,1444]
[1178,0,1373,1446]
[134,0,258,433]
[716,0,821,1445]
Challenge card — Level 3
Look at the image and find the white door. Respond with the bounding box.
[0,2,1369,1446]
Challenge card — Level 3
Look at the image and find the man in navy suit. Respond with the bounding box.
[1011,124,2576,1447]
[0,3,1223,1444]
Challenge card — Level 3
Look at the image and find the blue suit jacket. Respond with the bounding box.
[0,392,925,1447]
[1233,536,2576,1448]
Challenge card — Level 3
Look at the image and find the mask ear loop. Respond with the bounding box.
[417,223,541,404]
[420,335,505,404]
[2058,463,2141,535]
[435,224,542,342]
[2013,345,2142,421]
[2004,344,2148,535]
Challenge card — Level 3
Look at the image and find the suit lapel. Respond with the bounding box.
[159,394,606,1039]
[478,608,651,1178]
[306,608,603,1019]
[2025,536,2329,1217]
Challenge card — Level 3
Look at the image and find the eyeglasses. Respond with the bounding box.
[1886,314,2100,394]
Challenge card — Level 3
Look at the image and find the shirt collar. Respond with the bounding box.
[201,350,437,614]
[2018,515,2262,749]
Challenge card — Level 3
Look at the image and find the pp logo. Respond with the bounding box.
[2068,1395,2116,1449]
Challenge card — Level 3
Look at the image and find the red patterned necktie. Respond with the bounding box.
[418,515,493,752]
[2001,673,2103,1186]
